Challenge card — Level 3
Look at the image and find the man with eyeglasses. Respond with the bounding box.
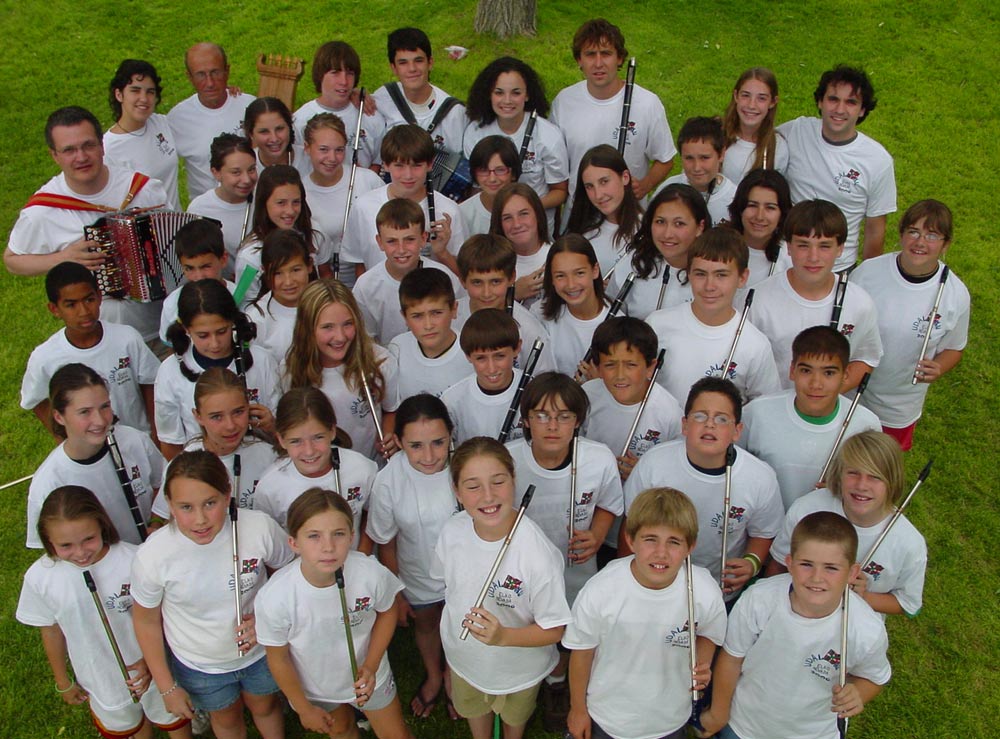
[778,65,896,270]
[5,106,168,339]
[167,42,255,200]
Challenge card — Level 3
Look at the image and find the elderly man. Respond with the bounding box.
[5,106,168,338]
[167,42,255,200]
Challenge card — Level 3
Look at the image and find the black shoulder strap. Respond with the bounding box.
[428,96,462,133]
[383,83,417,126]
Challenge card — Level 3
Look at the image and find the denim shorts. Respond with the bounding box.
[170,653,280,712]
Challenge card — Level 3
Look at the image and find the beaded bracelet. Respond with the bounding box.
[743,552,762,577]
[160,682,180,697]
[55,681,76,694]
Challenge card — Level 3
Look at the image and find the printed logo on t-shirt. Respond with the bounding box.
[707,360,737,381]
[104,583,134,614]
[839,323,855,337]
[354,596,372,612]
[711,505,746,534]
[804,649,841,682]
[241,558,260,575]
[351,396,371,421]
[155,133,176,157]
[346,486,362,502]
[912,312,942,340]
[611,121,637,147]
[862,561,885,581]
[130,465,141,481]
[665,619,694,648]
[433,134,446,148]
[834,168,861,194]
[238,484,257,510]
[487,573,524,609]
[247,388,260,404]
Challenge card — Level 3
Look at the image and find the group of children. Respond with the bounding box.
[12,14,968,739]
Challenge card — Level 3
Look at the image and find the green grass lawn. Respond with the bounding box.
[2,1,998,737]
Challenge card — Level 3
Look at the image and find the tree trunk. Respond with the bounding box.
[474,0,537,38]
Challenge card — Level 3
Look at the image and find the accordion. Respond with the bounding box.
[84,210,217,302]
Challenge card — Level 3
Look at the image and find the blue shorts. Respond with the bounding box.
[170,653,280,713]
[718,725,743,739]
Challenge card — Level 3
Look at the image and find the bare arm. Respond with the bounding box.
[32,399,57,438]
[915,349,963,384]
[861,215,887,261]
[722,536,771,595]
[633,159,674,200]
[464,606,565,648]
[39,624,88,703]
[540,181,569,210]
[132,601,195,719]
[567,648,595,739]
[4,239,106,276]
[695,649,744,736]
[140,384,159,448]
[842,361,875,393]
[266,644,334,733]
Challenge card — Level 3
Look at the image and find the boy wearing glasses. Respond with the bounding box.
[851,199,970,450]
[739,326,880,511]
[506,370,623,731]
[620,377,784,602]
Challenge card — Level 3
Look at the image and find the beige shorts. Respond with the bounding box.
[449,670,541,726]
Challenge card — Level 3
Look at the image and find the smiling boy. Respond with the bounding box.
[564,487,726,739]
[778,65,896,268]
[655,117,738,227]
[748,199,882,392]
[696,511,891,739]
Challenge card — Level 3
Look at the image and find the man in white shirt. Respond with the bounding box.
[778,65,895,269]
[551,18,675,215]
[4,106,168,339]
[167,42,255,200]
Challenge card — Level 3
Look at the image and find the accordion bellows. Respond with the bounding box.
[85,210,218,303]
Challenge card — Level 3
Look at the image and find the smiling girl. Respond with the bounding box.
[246,230,313,365]
[27,364,162,549]
[460,136,520,237]
[728,168,793,288]
[721,67,789,183]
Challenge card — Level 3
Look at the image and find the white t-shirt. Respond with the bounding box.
[159,279,238,344]
[645,302,781,404]
[372,82,467,156]
[366,453,458,605]
[534,303,610,376]
[582,379,683,458]
[454,297,556,375]
[515,243,551,312]
[578,219,632,277]
[724,574,891,739]
[167,92,255,200]
[151,436,277,518]
[17,543,154,712]
[748,271,883,386]
[340,184,468,270]
[432,512,571,693]
[462,115,569,233]
[253,451,375,546]
[458,192,493,237]
[441,371,525,445]
[315,344,401,461]
[153,345,280,445]
[777,116,896,269]
[625,440,784,592]
[506,437,624,603]
[387,331,472,399]
[187,189,250,274]
[609,262,691,320]
[235,232,332,308]
[770,488,926,617]
[26,425,162,548]
[130,509,293,673]
[256,551,402,703]
[851,255,970,427]
[7,166,169,340]
[562,557,727,738]
[104,113,181,210]
[303,167,384,263]
[21,321,160,433]
[354,261,465,345]
[655,172,738,228]
[293,99,386,168]
[721,134,790,184]
[551,81,675,212]
[743,243,791,291]
[740,390,881,510]
[246,297,297,367]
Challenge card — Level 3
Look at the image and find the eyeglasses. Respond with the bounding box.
[528,410,577,425]
[474,165,511,178]
[688,412,734,425]
[903,228,945,244]
[52,141,101,157]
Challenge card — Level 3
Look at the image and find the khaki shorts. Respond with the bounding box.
[449,670,541,726]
